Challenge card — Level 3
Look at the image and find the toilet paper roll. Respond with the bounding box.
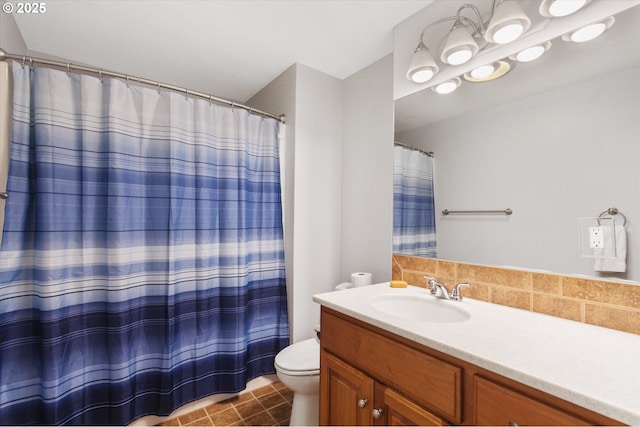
[335,282,353,291]
[351,272,372,287]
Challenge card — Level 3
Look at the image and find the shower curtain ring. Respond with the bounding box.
[126,75,130,87]
[66,63,71,76]
[98,69,103,83]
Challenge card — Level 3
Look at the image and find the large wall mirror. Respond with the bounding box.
[394,3,640,282]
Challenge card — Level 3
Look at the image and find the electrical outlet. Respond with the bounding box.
[589,226,604,249]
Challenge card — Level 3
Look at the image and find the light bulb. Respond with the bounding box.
[570,22,606,42]
[436,82,457,94]
[550,0,587,16]
[562,17,614,43]
[463,61,513,83]
[493,23,524,44]
[512,41,551,63]
[446,49,473,66]
[411,69,434,83]
[471,64,495,79]
[432,78,462,95]
[540,0,589,17]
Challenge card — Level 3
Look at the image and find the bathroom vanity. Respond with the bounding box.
[313,284,640,426]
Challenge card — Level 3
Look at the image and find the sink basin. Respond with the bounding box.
[368,294,470,323]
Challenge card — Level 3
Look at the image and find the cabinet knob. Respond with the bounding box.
[372,408,384,419]
[357,398,368,409]
[508,422,519,427]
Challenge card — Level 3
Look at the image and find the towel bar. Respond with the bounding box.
[442,208,512,216]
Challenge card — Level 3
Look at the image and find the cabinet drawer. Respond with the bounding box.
[474,376,591,426]
[321,308,462,423]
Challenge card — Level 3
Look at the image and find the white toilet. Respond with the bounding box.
[274,338,320,426]
[275,281,359,425]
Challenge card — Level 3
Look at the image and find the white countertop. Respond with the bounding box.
[313,283,640,425]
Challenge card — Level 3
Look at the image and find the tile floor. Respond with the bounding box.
[159,381,293,426]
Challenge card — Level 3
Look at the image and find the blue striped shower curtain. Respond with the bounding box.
[393,145,437,257]
[0,65,289,425]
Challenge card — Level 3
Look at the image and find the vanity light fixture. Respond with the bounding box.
[440,23,480,66]
[484,0,532,44]
[406,41,439,83]
[406,0,531,83]
[407,0,612,92]
[539,0,590,18]
[439,4,485,66]
[562,16,615,43]
[510,41,552,62]
[431,77,462,95]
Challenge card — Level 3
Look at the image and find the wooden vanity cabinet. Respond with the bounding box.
[319,307,622,426]
[320,349,448,426]
[320,307,460,425]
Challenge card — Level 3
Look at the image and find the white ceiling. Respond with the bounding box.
[11,0,430,103]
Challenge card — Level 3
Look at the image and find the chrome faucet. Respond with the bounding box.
[428,279,451,299]
[424,276,470,301]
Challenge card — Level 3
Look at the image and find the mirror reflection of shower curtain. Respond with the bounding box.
[393,145,437,257]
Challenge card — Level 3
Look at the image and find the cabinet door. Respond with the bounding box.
[383,386,449,426]
[320,350,374,426]
[474,376,592,426]
[322,307,462,423]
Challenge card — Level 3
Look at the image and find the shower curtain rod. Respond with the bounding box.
[394,142,434,157]
[0,48,285,124]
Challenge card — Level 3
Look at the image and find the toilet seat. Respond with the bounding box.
[274,338,320,376]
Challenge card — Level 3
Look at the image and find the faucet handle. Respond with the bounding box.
[424,276,438,294]
[450,282,470,301]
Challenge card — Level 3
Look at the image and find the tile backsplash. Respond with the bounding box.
[392,255,640,335]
